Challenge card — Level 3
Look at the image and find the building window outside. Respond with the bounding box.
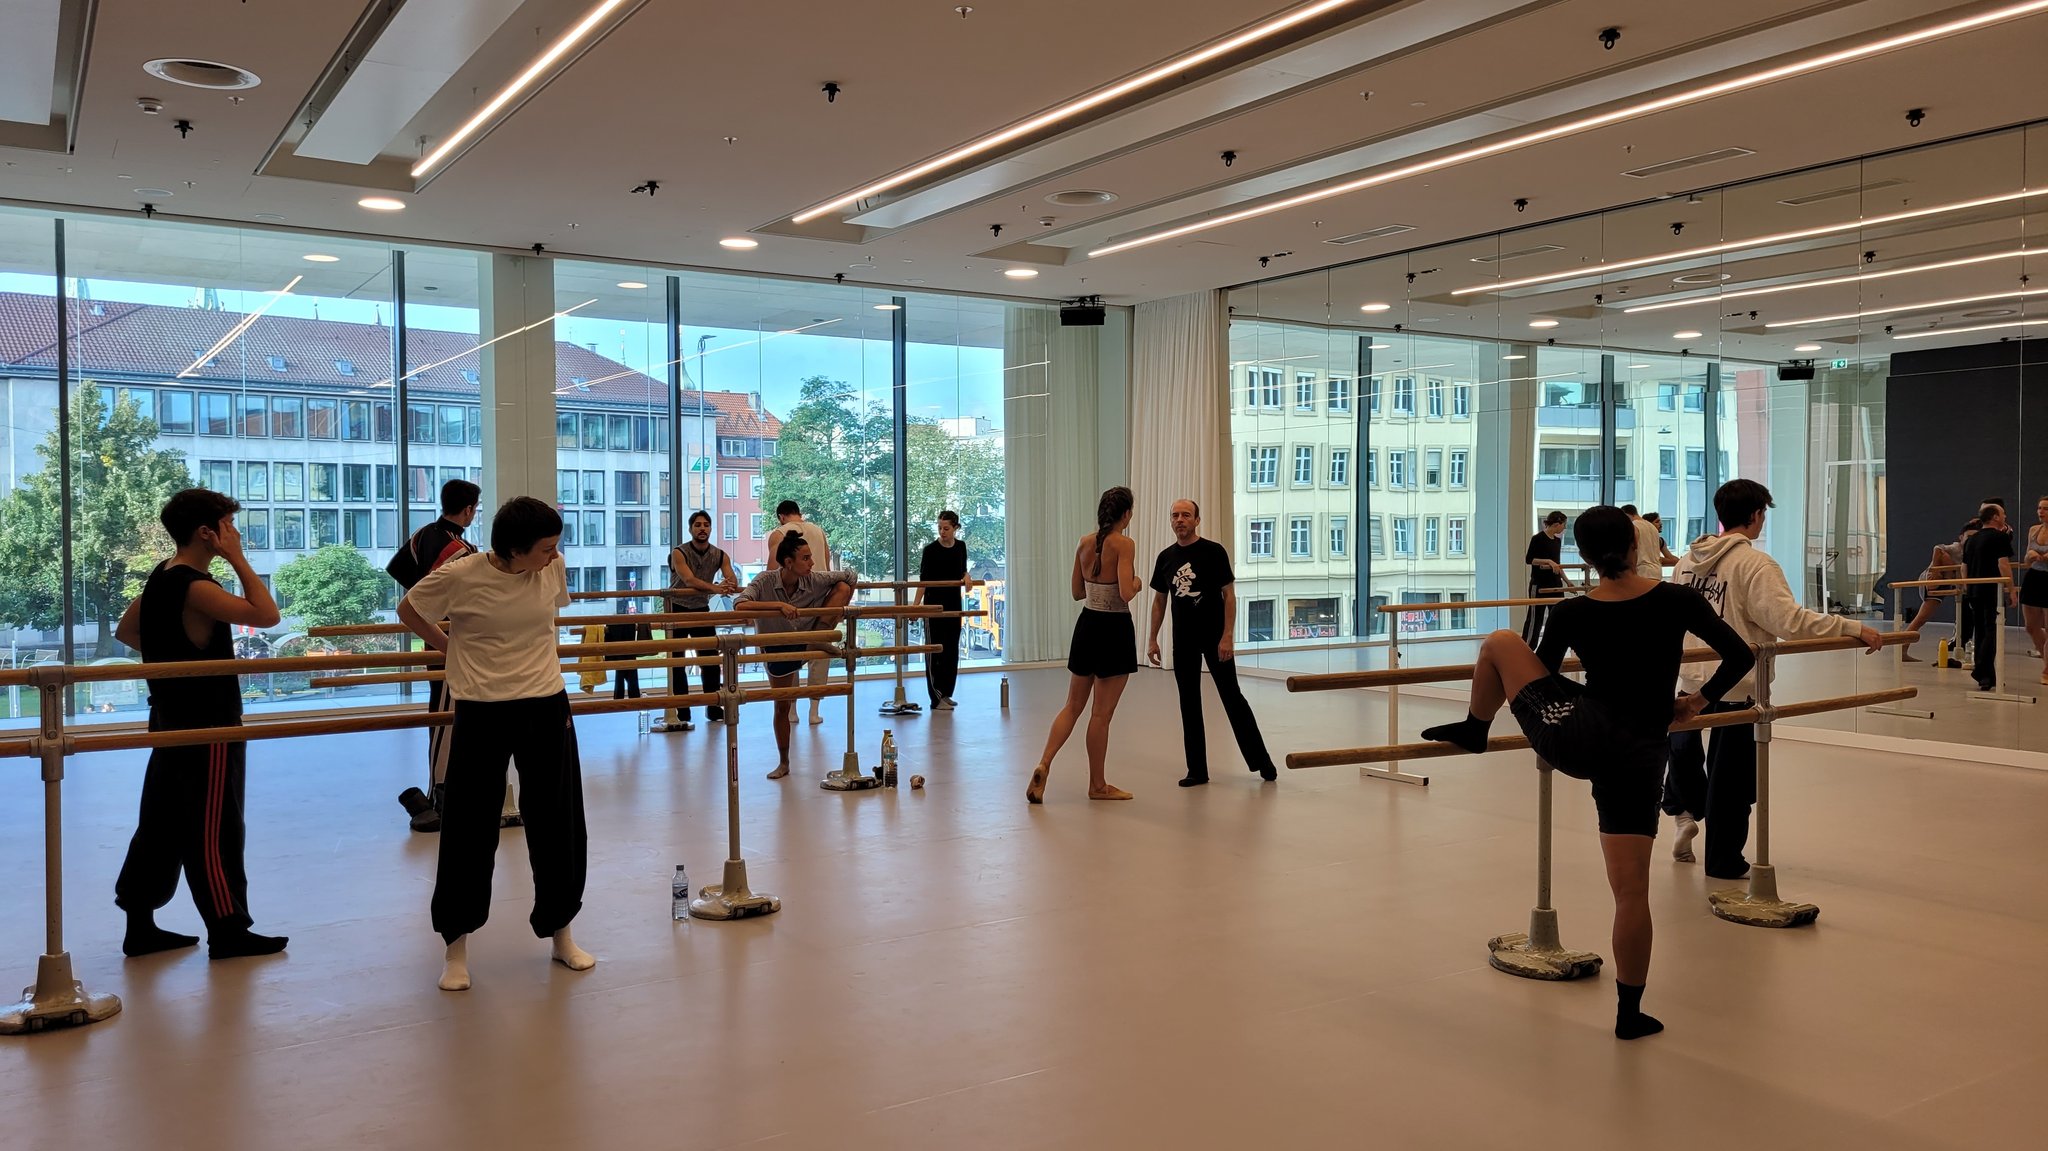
[344,509,373,548]
[1539,447,1598,478]
[1289,516,1313,558]
[1659,383,1678,411]
[1330,515,1349,557]
[1365,449,1378,487]
[407,403,436,444]
[1249,518,1275,558]
[1393,517,1415,556]
[1328,378,1352,413]
[1259,369,1283,408]
[1453,383,1472,418]
[1685,386,1706,412]
[559,471,578,504]
[1449,450,1467,489]
[1449,592,1470,631]
[1427,379,1445,418]
[1366,378,1382,415]
[581,415,605,451]
[277,463,304,501]
[1293,445,1315,486]
[199,459,232,491]
[269,397,302,438]
[557,412,576,449]
[1424,449,1443,489]
[1248,446,1279,488]
[617,511,649,547]
[1686,448,1705,478]
[1387,450,1409,490]
[1369,516,1384,555]
[616,471,649,505]
[1660,447,1677,479]
[561,515,578,546]
[243,510,271,549]
[750,475,764,499]
[1448,517,1467,556]
[237,395,268,438]
[307,398,338,439]
[1330,448,1350,487]
[751,514,769,538]
[1296,374,1317,411]
[275,510,305,550]
[723,512,740,539]
[722,473,739,500]
[582,470,604,504]
[1424,517,1440,556]
[583,512,604,546]
[1718,450,1731,478]
[342,463,371,502]
[310,509,340,548]
[199,392,232,437]
[1687,516,1706,542]
[159,390,195,434]
[310,463,337,502]
[1247,599,1275,642]
[238,461,268,502]
[1393,377,1415,415]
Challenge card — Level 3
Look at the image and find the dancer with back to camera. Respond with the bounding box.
[1026,486,1141,804]
[1421,505,1754,1040]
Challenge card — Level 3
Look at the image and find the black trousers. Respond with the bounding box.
[1521,588,1554,646]
[609,657,641,699]
[1969,591,2001,687]
[116,738,254,935]
[671,625,720,721]
[1171,631,1274,778]
[1662,698,1756,875]
[925,615,962,704]
[432,693,586,943]
[427,677,455,791]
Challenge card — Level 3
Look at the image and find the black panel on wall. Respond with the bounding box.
[1886,338,2048,613]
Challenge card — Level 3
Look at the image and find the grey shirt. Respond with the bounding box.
[737,568,855,635]
[669,542,730,611]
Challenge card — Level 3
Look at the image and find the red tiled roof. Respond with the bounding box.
[0,290,781,438]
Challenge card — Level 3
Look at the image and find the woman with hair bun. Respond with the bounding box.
[1421,505,1754,1042]
[1026,486,1141,804]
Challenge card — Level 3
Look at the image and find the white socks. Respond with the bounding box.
[438,930,595,989]
[551,928,596,971]
[439,936,471,991]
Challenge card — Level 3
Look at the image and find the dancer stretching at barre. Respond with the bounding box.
[733,531,855,780]
[1026,486,1140,804]
[1420,505,1754,1040]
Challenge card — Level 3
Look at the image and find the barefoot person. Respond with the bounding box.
[1026,486,1140,804]
[114,489,289,960]
[733,531,855,779]
[1420,505,1754,1040]
[399,496,593,991]
[766,500,836,725]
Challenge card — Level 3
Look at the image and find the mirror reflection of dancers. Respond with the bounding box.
[1026,486,1140,804]
[400,497,593,992]
[1421,506,1754,1040]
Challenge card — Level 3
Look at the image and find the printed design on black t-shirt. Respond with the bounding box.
[1170,562,1201,604]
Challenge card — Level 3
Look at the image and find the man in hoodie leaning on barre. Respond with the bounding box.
[1664,479,1884,880]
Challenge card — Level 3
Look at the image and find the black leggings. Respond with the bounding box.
[432,692,586,942]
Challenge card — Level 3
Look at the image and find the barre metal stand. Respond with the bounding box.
[1487,761,1602,980]
[878,587,921,718]
[1372,621,1428,787]
[689,636,781,920]
[822,620,879,792]
[1868,590,1933,720]
[1709,646,1819,928]
[1,671,120,1034]
[1968,586,2036,706]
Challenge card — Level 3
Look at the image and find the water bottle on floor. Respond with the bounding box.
[638,709,652,735]
[672,864,690,921]
[881,730,898,788]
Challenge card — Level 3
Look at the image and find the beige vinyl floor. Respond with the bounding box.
[0,664,2041,1150]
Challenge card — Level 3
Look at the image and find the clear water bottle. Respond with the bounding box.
[881,730,898,788]
[638,709,652,735]
[672,864,690,921]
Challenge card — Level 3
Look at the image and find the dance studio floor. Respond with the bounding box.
[0,664,2041,1149]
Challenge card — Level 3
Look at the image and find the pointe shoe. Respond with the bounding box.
[1088,785,1133,801]
[1025,764,1048,805]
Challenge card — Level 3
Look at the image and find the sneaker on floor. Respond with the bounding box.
[1672,814,1699,863]
[706,706,725,722]
[932,698,955,711]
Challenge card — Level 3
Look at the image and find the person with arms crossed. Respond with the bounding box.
[658,510,739,732]
[114,488,289,960]
[1146,499,1277,786]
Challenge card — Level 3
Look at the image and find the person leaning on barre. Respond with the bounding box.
[731,531,856,780]
[1420,505,1754,1042]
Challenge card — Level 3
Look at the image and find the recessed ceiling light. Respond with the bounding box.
[1794,344,1823,352]
[616,281,648,290]
[1893,320,2034,340]
[1766,287,2048,329]
[1528,319,1559,329]
[1360,302,1392,313]
[794,0,1374,224]
[1369,343,1392,350]
[358,196,406,211]
[1628,364,1651,369]
[1502,354,1526,361]
[1672,272,1734,285]
[719,237,759,250]
[116,173,132,180]
[1003,268,1040,279]
[134,188,174,198]
[1046,189,1118,206]
[1088,3,2048,260]
[1964,308,2019,319]
[302,253,340,263]
[143,58,261,90]
[1674,330,1704,340]
[252,212,285,222]
[874,303,902,311]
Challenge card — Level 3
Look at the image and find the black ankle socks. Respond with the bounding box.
[1615,981,1665,1040]
[1420,713,1492,754]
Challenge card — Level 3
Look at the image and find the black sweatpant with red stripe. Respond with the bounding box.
[115,740,254,936]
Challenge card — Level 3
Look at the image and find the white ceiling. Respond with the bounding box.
[0,0,2044,361]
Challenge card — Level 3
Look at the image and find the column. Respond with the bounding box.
[477,254,558,526]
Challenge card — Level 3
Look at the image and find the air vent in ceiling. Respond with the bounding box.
[1621,147,1755,180]
[1470,244,1565,264]
[1777,178,1908,206]
[1323,224,1415,246]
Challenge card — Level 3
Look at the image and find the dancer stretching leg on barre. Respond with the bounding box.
[1421,505,1754,1040]
[401,497,593,992]
[733,532,855,779]
[1027,486,1140,804]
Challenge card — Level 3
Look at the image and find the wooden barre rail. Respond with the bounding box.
[1378,596,1568,614]
[854,580,986,590]
[308,653,728,689]
[305,603,972,638]
[1889,576,2010,588]
[1285,686,1918,770]
[1286,631,1917,693]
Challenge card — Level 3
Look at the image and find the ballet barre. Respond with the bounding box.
[1886,575,2031,706]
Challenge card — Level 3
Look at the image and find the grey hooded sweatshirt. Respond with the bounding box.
[1672,532,1860,697]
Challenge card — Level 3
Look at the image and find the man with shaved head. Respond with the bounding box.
[1147,498,1277,787]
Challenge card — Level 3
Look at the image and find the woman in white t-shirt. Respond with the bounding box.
[400,496,594,992]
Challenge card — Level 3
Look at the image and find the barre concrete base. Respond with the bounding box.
[689,859,781,921]
[1487,908,1602,981]
[0,953,121,1035]
[1708,864,1819,928]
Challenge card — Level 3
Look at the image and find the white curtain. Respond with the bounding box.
[1129,290,1231,670]
[1003,308,1104,662]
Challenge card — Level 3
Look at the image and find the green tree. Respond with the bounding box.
[0,383,190,656]
[761,375,1007,578]
[273,545,388,629]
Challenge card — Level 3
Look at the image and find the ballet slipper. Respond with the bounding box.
[1025,764,1049,805]
[1087,785,1133,801]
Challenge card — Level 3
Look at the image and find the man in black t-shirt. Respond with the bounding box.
[1963,501,2017,690]
[1146,499,1277,785]
[392,480,481,832]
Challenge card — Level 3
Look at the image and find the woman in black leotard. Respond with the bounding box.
[1423,505,1754,1041]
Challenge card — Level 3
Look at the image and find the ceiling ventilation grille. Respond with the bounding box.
[1621,147,1755,179]
[1469,244,1565,264]
[1323,224,1414,246]
[1777,178,1908,206]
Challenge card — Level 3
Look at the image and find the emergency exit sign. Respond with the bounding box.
[1830,358,1850,369]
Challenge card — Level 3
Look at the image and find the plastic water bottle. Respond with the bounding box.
[881,730,898,788]
[672,864,690,921]
[638,710,652,735]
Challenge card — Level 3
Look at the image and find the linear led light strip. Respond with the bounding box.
[1765,286,2048,328]
[1622,248,2033,314]
[1461,188,2038,297]
[374,299,598,389]
[412,0,638,180]
[558,318,844,394]
[178,276,303,378]
[791,0,1367,224]
[1088,0,2048,260]
[1893,318,2037,340]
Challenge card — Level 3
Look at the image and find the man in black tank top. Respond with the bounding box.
[112,489,289,960]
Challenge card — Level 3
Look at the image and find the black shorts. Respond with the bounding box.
[1508,675,1665,838]
[2024,569,2048,609]
[764,644,809,679]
